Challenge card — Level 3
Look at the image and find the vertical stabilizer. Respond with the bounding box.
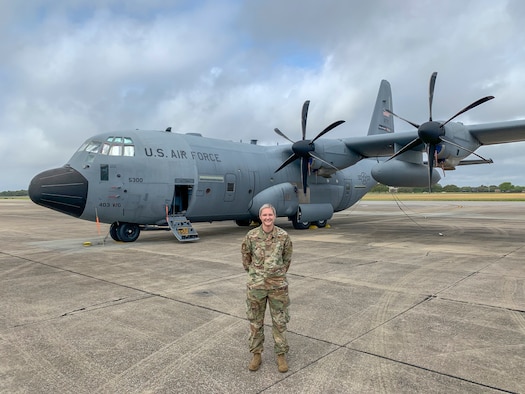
[367,80,394,136]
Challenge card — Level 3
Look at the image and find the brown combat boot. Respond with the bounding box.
[277,353,288,373]
[248,353,262,371]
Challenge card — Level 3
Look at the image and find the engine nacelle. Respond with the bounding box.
[297,203,334,222]
[311,140,361,175]
[371,160,441,187]
[249,183,299,217]
[437,122,482,170]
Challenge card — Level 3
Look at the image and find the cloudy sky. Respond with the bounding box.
[1,0,525,191]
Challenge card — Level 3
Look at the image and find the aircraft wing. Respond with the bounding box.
[344,120,525,158]
[467,120,525,145]
[343,130,420,157]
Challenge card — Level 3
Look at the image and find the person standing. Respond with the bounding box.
[241,203,293,373]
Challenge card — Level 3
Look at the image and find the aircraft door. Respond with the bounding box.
[337,178,353,209]
[171,179,194,214]
[247,171,258,211]
[249,171,258,195]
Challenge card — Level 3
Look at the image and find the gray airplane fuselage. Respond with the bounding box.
[29,129,376,228]
[30,74,525,242]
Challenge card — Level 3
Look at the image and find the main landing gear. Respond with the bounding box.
[290,214,328,230]
[110,222,141,242]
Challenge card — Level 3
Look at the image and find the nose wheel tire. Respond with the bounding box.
[110,222,141,242]
[110,223,121,241]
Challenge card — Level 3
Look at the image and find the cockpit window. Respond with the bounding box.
[79,136,135,156]
[109,145,122,156]
[84,141,102,153]
[123,145,135,156]
[101,143,111,155]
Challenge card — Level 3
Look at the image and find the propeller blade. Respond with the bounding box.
[427,144,436,192]
[439,136,493,163]
[301,157,309,194]
[301,100,310,141]
[429,72,437,121]
[440,96,495,127]
[385,72,496,191]
[273,99,345,194]
[311,120,345,143]
[385,109,420,129]
[387,137,423,161]
[274,127,295,144]
[310,152,340,172]
[275,153,299,173]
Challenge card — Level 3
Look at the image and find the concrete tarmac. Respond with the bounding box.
[0,199,523,393]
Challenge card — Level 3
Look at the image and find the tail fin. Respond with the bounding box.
[367,79,394,136]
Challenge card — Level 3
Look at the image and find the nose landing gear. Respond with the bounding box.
[110,222,141,242]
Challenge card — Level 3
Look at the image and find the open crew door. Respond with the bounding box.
[170,183,193,214]
[167,180,199,242]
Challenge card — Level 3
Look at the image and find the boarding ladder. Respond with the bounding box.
[167,214,199,242]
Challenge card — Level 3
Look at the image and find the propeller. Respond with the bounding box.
[386,72,494,192]
[274,100,345,194]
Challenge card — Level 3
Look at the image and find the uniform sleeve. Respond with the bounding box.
[241,236,252,272]
[282,235,293,272]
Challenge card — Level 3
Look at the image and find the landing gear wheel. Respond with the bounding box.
[117,223,140,242]
[235,219,251,227]
[314,219,327,228]
[291,214,310,230]
[110,222,121,241]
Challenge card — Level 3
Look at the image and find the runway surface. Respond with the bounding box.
[0,199,524,393]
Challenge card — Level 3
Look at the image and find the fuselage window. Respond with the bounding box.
[227,182,235,192]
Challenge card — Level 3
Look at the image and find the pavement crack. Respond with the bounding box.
[438,296,525,314]
[347,348,519,394]
[58,296,152,317]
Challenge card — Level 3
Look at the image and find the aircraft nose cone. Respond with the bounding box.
[28,166,88,218]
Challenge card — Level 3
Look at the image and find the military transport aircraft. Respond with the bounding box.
[29,73,525,242]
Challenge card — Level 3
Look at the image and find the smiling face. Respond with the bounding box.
[259,206,276,232]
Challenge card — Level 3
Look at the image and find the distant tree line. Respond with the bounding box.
[371,182,525,193]
[1,182,525,196]
[0,190,29,197]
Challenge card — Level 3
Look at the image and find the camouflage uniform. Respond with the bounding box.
[241,225,293,355]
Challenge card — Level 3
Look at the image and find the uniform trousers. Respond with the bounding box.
[246,285,290,354]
